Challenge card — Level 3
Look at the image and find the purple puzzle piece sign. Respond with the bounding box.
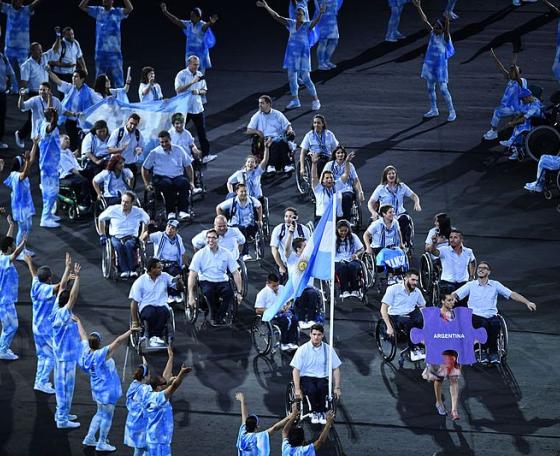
[410,307,487,365]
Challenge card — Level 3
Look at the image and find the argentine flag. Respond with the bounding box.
[263,196,336,322]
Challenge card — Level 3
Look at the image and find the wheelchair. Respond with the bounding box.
[142,187,189,232]
[101,229,147,281]
[419,252,442,306]
[294,151,328,202]
[129,306,175,355]
[285,381,337,423]
[54,183,91,221]
[94,193,141,235]
[375,316,423,368]
[239,223,266,262]
[251,314,282,356]
[474,313,508,364]
[349,197,363,232]
[334,257,370,304]
[184,278,239,328]
[260,196,271,241]
[362,248,409,296]
[158,260,189,305]
[238,258,249,298]
[524,90,560,162]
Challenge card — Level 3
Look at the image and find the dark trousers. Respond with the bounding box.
[153,174,190,213]
[64,119,81,151]
[199,280,233,321]
[238,223,258,255]
[0,92,6,140]
[111,236,138,273]
[391,307,424,350]
[273,313,299,344]
[140,305,170,338]
[341,191,353,221]
[268,140,291,170]
[186,112,210,156]
[472,314,501,353]
[294,287,321,323]
[335,260,361,292]
[162,261,181,297]
[397,213,413,248]
[60,173,91,205]
[300,376,329,413]
[439,280,467,306]
[19,90,38,139]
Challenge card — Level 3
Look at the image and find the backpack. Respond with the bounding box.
[278,223,304,242]
[116,126,140,146]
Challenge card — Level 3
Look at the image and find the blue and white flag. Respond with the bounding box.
[263,196,336,322]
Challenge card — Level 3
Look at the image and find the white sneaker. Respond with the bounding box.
[192,187,203,195]
[286,99,301,110]
[424,109,439,118]
[40,219,60,228]
[266,166,276,174]
[57,421,80,429]
[95,441,116,452]
[311,412,320,424]
[483,129,498,140]
[179,211,190,220]
[318,413,327,425]
[311,100,321,111]
[280,344,291,351]
[14,130,24,148]
[340,291,350,299]
[524,181,543,192]
[317,64,330,71]
[0,350,18,360]
[120,272,129,279]
[499,140,512,148]
[34,383,56,394]
[202,154,217,164]
[51,214,61,222]
[385,36,398,43]
[447,111,457,122]
[351,290,361,298]
[327,62,337,69]
[167,212,176,220]
[435,402,447,416]
[242,254,252,262]
[149,336,165,346]
[284,165,295,173]
[288,343,299,350]
[410,348,426,361]
[512,0,521,5]
[0,142,8,149]
[82,436,97,447]
[68,414,78,421]
[129,271,138,278]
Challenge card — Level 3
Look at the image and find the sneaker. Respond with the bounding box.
[524,181,543,192]
[410,348,426,362]
[202,154,217,164]
[120,271,129,279]
[51,214,61,222]
[311,100,321,111]
[479,350,489,364]
[149,336,165,346]
[242,254,252,262]
[68,414,78,421]
[167,212,176,220]
[508,150,519,161]
[351,290,361,298]
[311,412,320,424]
[435,402,447,416]
[447,111,457,122]
[385,36,398,42]
[34,383,56,394]
[424,109,439,118]
[499,140,512,148]
[298,320,314,330]
[266,166,276,174]
[56,421,80,429]
[286,99,301,110]
[0,142,8,149]
[178,211,190,220]
[14,131,24,148]
[82,436,97,447]
[0,350,18,360]
[95,441,116,452]
[129,271,138,278]
[284,165,295,173]
[167,296,176,304]
[317,64,331,71]
[40,219,60,228]
[387,276,398,285]
[192,187,203,195]
[326,62,337,69]
[489,352,500,365]
[287,343,299,351]
[340,291,350,299]
[280,344,292,351]
[483,129,498,140]
[512,0,521,5]
[318,413,327,425]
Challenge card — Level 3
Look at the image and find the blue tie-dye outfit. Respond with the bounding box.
[39,122,61,225]
[51,304,81,425]
[0,254,18,354]
[490,78,527,128]
[421,31,455,114]
[507,99,544,145]
[182,20,215,72]
[0,4,32,70]
[87,6,128,87]
[143,390,174,456]
[284,19,318,98]
[236,424,270,455]
[552,19,560,82]
[124,380,151,455]
[30,277,56,387]
[3,170,35,246]
[314,0,342,67]
[386,0,410,41]
[80,343,122,446]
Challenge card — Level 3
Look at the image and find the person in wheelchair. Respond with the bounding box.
[524,154,560,192]
[299,114,339,180]
[334,220,364,298]
[311,157,343,226]
[255,273,299,352]
[142,218,188,304]
[452,261,536,365]
[368,165,421,252]
[98,191,149,279]
[290,323,341,425]
[285,237,324,330]
[426,228,476,304]
[323,147,365,222]
[270,207,311,284]
[107,113,145,179]
[80,119,111,181]
[424,212,452,258]
[192,215,246,261]
[141,130,194,221]
[499,87,544,160]
[246,94,296,174]
[380,269,426,361]
[92,155,134,207]
[187,229,243,326]
[58,134,91,212]
[227,137,270,200]
[363,204,406,285]
[130,258,182,347]
[216,183,262,261]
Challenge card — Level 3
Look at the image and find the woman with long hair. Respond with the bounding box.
[335,219,364,298]
[299,114,338,179]
[138,66,163,102]
[92,154,134,204]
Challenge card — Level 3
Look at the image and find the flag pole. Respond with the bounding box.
[328,192,336,400]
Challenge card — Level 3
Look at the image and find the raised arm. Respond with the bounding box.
[281,408,299,439]
[256,1,289,26]
[73,315,88,341]
[266,414,293,435]
[313,412,334,450]
[202,14,218,32]
[78,0,89,13]
[310,4,326,29]
[9,234,27,262]
[123,0,133,15]
[107,329,132,359]
[163,345,174,381]
[160,2,186,28]
[22,255,37,278]
[63,264,81,311]
[5,214,15,238]
[260,138,271,170]
[48,69,63,87]
[412,0,433,31]
[490,48,509,78]
[53,252,72,294]
[310,153,320,188]
[235,392,248,424]
[29,0,43,11]
[19,150,32,180]
[510,291,537,311]
[163,365,192,399]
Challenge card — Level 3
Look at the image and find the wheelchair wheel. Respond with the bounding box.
[375,319,396,362]
[166,308,176,345]
[497,314,508,362]
[101,240,114,280]
[361,252,375,289]
[285,381,298,417]
[262,197,271,241]
[525,125,560,162]
[252,316,273,355]
[94,198,107,235]
[255,229,266,260]
[144,190,167,232]
[350,201,363,232]
[184,290,200,325]
[129,318,141,352]
[295,157,311,197]
[237,259,248,298]
[419,253,434,295]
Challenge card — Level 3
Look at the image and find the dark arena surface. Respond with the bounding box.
[0,0,559,455]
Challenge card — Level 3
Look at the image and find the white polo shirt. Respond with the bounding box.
[270,223,311,264]
[168,127,195,158]
[98,205,149,238]
[107,126,144,165]
[189,245,238,282]
[21,95,63,139]
[438,245,476,283]
[149,232,186,266]
[313,184,343,218]
[335,233,363,262]
[254,284,285,310]
[20,54,49,91]
[455,279,512,318]
[174,68,206,114]
[382,282,426,316]
[191,228,245,261]
[129,272,175,312]
[290,341,341,378]
[247,109,290,139]
[51,38,84,74]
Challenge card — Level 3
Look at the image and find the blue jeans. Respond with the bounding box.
[111,236,138,273]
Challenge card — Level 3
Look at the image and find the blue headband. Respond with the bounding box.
[90,331,103,342]
[248,414,259,425]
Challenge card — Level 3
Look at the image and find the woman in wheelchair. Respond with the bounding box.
[58,134,91,211]
[227,137,270,200]
[323,146,365,221]
[424,212,452,256]
[92,155,134,207]
[363,204,407,285]
[334,220,364,298]
[130,258,181,347]
[80,120,111,182]
[368,165,421,252]
[299,114,339,180]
